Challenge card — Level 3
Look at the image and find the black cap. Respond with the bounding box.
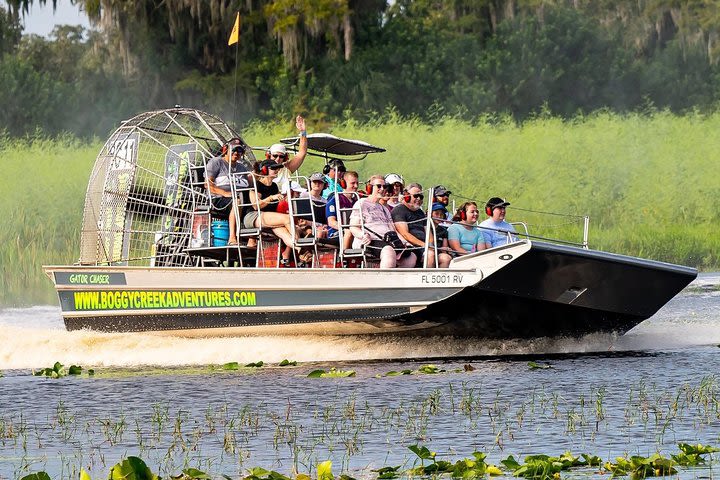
[434,185,451,196]
[486,197,510,212]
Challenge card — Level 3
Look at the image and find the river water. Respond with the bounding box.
[1,274,719,479]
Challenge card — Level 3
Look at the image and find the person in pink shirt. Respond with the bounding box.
[349,175,416,268]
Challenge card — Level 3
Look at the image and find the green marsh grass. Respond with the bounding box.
[3,110,720,305]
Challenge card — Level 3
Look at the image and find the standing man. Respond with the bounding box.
[479,197,518,248]
[392,183,451,268]
[269,115,308,192]
[206,138,250,245]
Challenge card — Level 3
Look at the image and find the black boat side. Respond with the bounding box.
[400,241,698,338]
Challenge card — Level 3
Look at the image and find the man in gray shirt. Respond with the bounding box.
[206,138,250,245]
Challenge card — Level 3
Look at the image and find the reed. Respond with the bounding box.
[4,368,720,478]
[3,110,720,306]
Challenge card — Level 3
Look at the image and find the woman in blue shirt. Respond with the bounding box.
[447,202,490,255]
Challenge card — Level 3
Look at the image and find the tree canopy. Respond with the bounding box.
[2,0,720,136]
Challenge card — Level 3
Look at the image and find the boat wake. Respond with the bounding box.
[1,292,720,370]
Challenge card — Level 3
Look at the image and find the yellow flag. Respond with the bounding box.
[228,12,240,46]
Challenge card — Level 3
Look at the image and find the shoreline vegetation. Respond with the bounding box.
[2,110,719,306]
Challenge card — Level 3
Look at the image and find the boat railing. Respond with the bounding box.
[286,174,326,266]
[449,193,591,249]
[228,171,266,266]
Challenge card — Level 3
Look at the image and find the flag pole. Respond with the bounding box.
[228,11,241,129]
[233,38,239,129]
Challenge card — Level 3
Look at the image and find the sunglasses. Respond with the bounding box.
[271,153,287,159]
[410,193,424,200]
[372,184,386,190]
[436,193,449,198]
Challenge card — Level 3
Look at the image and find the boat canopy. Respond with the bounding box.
[281,133,385,156]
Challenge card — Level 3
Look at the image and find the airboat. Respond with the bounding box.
[43,108,696,338]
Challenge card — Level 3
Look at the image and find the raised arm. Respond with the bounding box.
[284,115,308,173]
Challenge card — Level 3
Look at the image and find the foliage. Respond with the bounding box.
[12,443,719,480]
[501,452,601,480]
[279,359,298,366]
[672,443,720,466]
[4,2,720,136]
[528,361,553,370]
[19,473,51,480]
[32,362,85,378]
[33,362,62,378]
[109,456,159,480]
[603,453,677,479]
[307,367,356,378]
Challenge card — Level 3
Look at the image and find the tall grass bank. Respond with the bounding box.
[2,111,719,306]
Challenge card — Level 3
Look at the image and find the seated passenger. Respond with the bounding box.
[326,170,359,250]
[479,197,518,247]
[295,174,329,238]
[276,181,306,214]
[391,183,451,268]
[268,115,308,192]
[447,202,489,255]
[205,138,250,245]
[322,159,346,199]
[349,175,416,268]
[303,172,328,206]
[245,160,297,266]
[431,202,452,258]
[384,173,404,209]
[433,185,453,220]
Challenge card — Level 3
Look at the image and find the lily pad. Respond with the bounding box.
[307,368,355,378]
[528,361,553,370]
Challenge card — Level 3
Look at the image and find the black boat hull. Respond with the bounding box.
[400,242,697,337]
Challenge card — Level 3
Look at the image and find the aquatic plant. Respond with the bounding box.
[417,364,444,374]
[381,370,413,377]
[604,453,677,479]
[32,362,84,378]
[307,368,356,378]
[279,359,298,366]
[672,443,719,466]
[379,364,451,377]
[245,361,264,368]
[19,474,51,480]
[109,457,160,479]
[528,361,553,370]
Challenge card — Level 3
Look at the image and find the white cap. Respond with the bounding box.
[385,173,404,185]
[269,143,287,155]
[283,181,306,194]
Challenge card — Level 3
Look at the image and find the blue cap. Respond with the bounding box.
[431,202,447,212]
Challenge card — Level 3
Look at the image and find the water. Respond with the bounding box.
[1,274,720,479]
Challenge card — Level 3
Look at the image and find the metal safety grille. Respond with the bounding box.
[78,108,254,266]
